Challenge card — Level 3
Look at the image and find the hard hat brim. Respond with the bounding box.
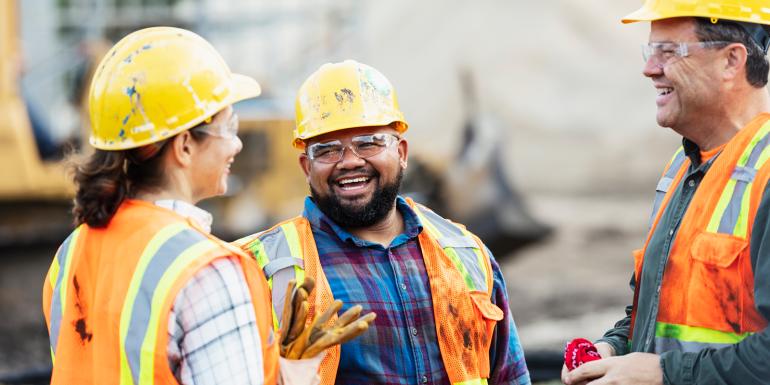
[621,8,660,24]
[230,73,262,103]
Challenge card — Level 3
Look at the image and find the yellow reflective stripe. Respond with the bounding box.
[707,178,737,233]
[453,378,488,385]
[49,256,60,292]
[119,223,188,385]
[459,227,488,288]
[139,240,219,384]
[734,179,754,238]
[57,226,82,319]
[413,207,475,290]
[280,222,306,284]
[247,239,271,273]
[755,141,770,171]
[655,321,753,344]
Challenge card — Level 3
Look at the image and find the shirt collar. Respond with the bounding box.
[302,195,423,248]
[682,137,723,169]
[154,199,213,233]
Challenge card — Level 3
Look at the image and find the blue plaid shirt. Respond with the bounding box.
[303,196,530,385]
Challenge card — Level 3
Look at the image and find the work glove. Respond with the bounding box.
[278,277,377,359]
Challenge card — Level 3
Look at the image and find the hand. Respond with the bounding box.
[563,352,663,385]
[561,342,615,384]
[278,278,377,359]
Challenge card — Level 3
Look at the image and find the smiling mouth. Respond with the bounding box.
[658,87,674,96]
[337,176,372,190]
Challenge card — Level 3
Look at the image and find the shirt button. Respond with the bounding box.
[688,180,696,187]
[669,229,674,236]
[411,327,418,336]
[400,283,407,291]
[421,375,428,383]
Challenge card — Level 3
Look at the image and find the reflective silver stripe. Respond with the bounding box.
[255,226,298,329]
[437,236,479,249]
[123,229,206,384]
[264,257,304,277]
[731,166,757,183]
[649,149,686,228]
[416,205,488,293]
[49,230,79,355]
[654,337,732,354]
[717,133,770,234]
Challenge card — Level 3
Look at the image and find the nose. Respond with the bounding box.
[233,135,243,155]
[643,56,664,78]
[336,145,366,169]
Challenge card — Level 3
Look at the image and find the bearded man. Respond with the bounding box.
[237,60,530,385]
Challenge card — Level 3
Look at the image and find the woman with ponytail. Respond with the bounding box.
[42,27,367,385]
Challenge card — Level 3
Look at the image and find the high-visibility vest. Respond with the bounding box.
[238,198,504,385]
[631,114,770,353]
[42,199,278,385]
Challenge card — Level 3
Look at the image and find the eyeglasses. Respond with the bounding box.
[306,133,401,164]
[642,41,733,64]
[194,113,239,139]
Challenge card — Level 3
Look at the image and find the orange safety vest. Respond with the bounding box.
[631,114,770,353]
[237,198,504,385]
[42,199,278,385]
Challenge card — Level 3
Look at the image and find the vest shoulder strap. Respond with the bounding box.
[240,217,308,329]
[409,200,494,295]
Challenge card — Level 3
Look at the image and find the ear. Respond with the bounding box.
[397,137,408,169]
[723,43,748,81]
[299,153,312,182]
[169,130,195,168]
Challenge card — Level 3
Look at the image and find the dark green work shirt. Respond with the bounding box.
[598,139,770,385]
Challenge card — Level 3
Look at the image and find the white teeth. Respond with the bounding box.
[339,177,369,185]
[658,88,673,96]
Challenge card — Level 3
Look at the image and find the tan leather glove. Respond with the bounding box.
[278,278,376,359]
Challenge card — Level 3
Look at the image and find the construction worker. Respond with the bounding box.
[237,60,530,385]
[563,1,770,384]
[42,27,372,384]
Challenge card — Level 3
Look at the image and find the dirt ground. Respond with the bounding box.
[0,192,652,381]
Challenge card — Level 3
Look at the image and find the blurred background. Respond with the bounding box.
[0,0,682,383]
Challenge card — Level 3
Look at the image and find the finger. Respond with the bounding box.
[561,364,569,383]
[278,280,297,344]
[330,316,375,346]
[298,276,316,295]
[301,313,376,358]
[334,305,363,328]
[314,300,343,327]
[287,301,309,342]
[566,360,607,384]
[291,287,308,317]
[288,310,323,359]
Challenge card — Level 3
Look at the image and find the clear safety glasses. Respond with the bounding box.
[642,41,733,65]
[306,133,401,164]
[194,113,240,139]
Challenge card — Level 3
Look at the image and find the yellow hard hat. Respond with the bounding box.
[88,27,261,150]
[293,60,408,149]
[622,0,770,26]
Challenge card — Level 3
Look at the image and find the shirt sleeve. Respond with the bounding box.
[659,182,770,385]
[486,247,531,385]
[596,274,634,356]
[167,257,265,385]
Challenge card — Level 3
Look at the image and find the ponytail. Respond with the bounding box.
[70,150,130,228]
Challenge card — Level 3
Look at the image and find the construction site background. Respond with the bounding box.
[1,0,684,383]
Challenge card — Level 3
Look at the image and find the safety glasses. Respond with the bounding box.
[306,133,401,164]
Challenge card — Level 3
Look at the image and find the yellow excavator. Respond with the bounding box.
[0,1,549,255]
[0,0,308,246]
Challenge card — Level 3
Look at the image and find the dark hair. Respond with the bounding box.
[71,127,210,228]
[694,18,770,88]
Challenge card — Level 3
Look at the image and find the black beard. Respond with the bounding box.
[311,168,403,228]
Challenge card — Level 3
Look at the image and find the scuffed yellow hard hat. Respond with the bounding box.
[622,0,770,25]
[88,26,261,150]
[293,60,408,149]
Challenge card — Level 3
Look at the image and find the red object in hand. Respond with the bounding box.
[564,338,602,371]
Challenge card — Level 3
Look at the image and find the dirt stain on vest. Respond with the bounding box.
[71,276,93,344]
